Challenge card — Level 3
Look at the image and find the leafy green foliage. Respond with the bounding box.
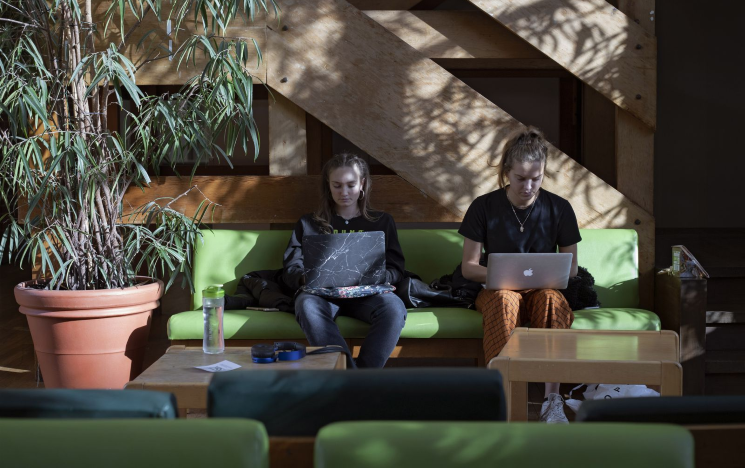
[0,0,278,290]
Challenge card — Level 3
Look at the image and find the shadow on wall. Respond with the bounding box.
[265,0,650,231]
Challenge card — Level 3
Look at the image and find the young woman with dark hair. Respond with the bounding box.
[282,153,407,368]
[459,127,581,423]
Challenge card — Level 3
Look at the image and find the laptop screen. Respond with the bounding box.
[303,232,387,288]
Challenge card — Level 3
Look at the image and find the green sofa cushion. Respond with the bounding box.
[169,308,484,340]
[577,229,639,309]
[191,230,289,310]
[1,419,268,468]
[572,308,660,331]
[169,306,661,340]
[315,421,694,468]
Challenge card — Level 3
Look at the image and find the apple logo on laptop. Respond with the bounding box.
[523,268,533,277]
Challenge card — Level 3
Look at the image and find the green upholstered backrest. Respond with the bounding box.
[192,228,639,310]
[315,421,694,468]
[577,229,639,308]
[0,389,177,419]
[192,230,291,309]
[2,419,268,468]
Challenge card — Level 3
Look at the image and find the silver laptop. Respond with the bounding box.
[485,253,572,290]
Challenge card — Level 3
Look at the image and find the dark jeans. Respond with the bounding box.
[294,292,407,368]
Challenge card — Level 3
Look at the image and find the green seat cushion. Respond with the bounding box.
[2,419,268,468]
[315,421,694,468]
[169,310,308,340]
[168,308,484,340]
[572,308,661,331]
[169,307,659,340]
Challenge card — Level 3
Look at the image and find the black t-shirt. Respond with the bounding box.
[458,188,581,266]
[282,211,406,291]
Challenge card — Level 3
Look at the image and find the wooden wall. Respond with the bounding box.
[113,0,656,307]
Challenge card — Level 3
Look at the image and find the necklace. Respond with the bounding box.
[507,190,539,233]
[337,210,360,225]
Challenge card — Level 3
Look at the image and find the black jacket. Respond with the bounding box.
[224,269,295,312]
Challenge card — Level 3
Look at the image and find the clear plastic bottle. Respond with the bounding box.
[202,284,225,354]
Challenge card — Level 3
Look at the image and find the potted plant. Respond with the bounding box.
[0,0,278,388]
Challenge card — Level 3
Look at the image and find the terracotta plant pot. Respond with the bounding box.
[14,278,163,389]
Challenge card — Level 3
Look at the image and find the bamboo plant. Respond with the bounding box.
[0,0,278,291]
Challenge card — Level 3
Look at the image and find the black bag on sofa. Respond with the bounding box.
[396,268,479,309]
[395,276,470,309]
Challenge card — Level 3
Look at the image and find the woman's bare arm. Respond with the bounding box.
[559,243,578,278]
[462,238,487,283]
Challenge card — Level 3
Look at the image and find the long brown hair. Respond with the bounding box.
[313,153,376,233]
[498,126,549,188]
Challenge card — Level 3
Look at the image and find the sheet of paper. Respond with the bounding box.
[195,360,241,372]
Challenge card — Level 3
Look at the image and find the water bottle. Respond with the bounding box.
[202,284,225,354]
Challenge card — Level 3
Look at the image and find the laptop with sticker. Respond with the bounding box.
[303,231,386,289]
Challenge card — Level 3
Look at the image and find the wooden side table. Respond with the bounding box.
[488,328,682,421]
[125,345,346,416]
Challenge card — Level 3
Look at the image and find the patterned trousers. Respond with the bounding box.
[476,289,574,363]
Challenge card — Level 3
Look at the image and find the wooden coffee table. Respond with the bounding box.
[488,328,682,421]
[125,345,346,415]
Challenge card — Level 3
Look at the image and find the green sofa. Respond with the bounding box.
[168,229,660,362]
[314,421,694,468]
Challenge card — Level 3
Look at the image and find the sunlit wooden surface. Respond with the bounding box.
[125,345,345,414]
[499,328,679,362]
[489,328,682,421]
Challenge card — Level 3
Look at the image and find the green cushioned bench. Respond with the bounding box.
[1,419,269,468]
[315,421,694,468]
[168,229,660,363]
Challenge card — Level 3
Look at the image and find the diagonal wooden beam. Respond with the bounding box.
[267,0,655,307]
[615,0,655,214]
[465,0,657,129]
[362,11,545,60]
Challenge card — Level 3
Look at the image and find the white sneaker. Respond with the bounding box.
[540,393,569,424]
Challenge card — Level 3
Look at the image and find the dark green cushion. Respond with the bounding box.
[208,369,506,436]
[315,421,694,468]
[577,396,745,425]
[0,389,177,419]
[1,419,268,468]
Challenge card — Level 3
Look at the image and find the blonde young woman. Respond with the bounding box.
[459,127,581,423]
[282,153,407,368]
